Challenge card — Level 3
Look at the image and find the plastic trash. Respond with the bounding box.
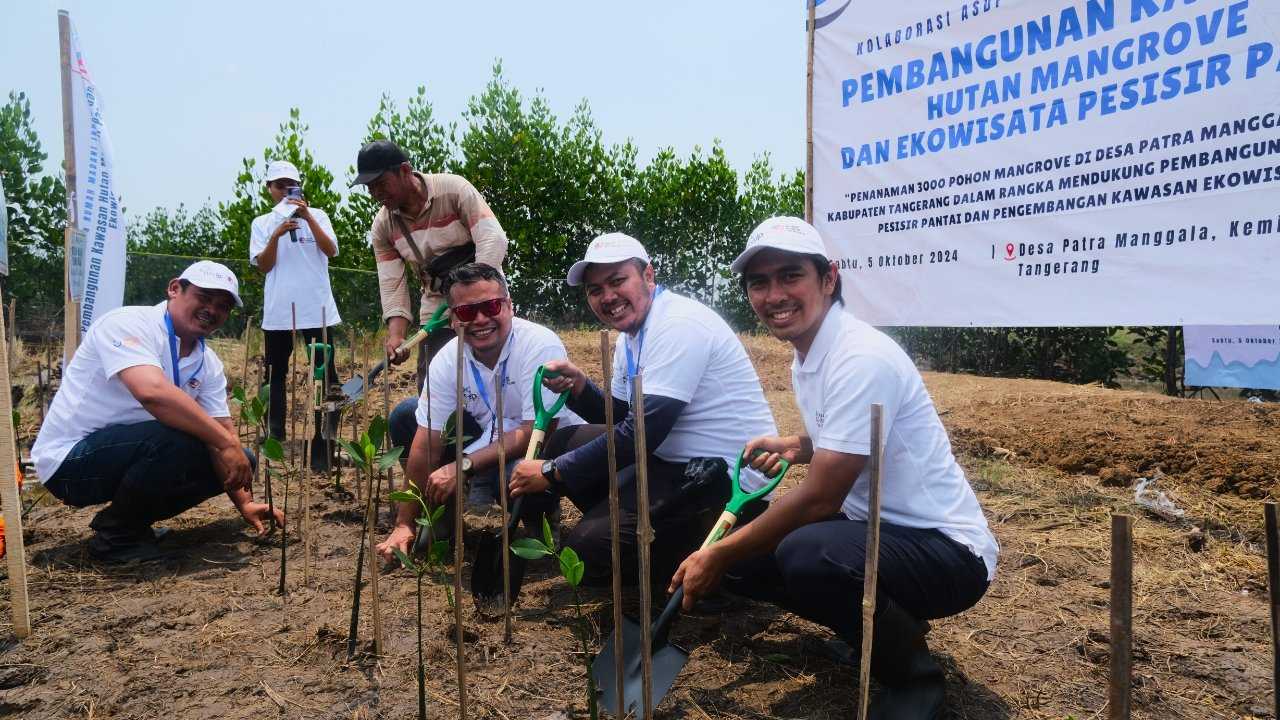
[1134,474,1185,522]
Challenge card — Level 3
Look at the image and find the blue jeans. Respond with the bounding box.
[44,420,255,538]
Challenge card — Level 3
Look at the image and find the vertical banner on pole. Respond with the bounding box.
[57,11,80,362]
[0,172,9,277]
[63,14,127,335]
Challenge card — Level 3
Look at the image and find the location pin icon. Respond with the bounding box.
[1005,243,1015,260]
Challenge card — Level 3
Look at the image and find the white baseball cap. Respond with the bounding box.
[179,260,243,307]
[731,216,829,273]
[566,233,651,286]
[265,160,301,183]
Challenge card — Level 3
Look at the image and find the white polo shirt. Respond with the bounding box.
[793,304,998,580]
[249,205,341,331]
[416,317,585,454]
[31,303,231,483]
[610,289,778,473]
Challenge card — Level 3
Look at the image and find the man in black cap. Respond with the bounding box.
[352,140,509,388]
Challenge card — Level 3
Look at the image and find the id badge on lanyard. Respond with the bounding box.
[163,312,205,390]
[624,285,664,401]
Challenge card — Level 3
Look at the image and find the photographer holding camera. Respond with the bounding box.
[249,160,342,467]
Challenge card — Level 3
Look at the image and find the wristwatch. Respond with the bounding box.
[460,454,474,477]
[540,458,557,487]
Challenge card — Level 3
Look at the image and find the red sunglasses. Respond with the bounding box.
[452,297,508,322]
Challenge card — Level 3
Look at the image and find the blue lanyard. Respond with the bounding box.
[468,357,509,442]
[624,285,665,397]
[163,312,205,389]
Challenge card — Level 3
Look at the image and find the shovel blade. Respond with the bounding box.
[339,375,365,404]
[470,531,526,612]
[593,615,689,717]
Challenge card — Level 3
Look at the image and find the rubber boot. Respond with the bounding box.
[309,413,331,472]
[867,593,946,720]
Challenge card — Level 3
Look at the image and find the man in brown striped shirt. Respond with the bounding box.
[352,140,509,389]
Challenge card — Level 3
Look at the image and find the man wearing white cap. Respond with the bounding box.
[669,217,998,719]
[32,262,284,563]
[507,233,777,588]
[249,160,341,467]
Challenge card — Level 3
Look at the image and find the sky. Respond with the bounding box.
[2,1,807,218]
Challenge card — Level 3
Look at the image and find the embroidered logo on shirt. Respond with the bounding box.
[815,410,826,429]
[111,336,142,349]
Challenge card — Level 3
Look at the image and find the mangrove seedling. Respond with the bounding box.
[388,481,450,720]
[338,415,403,659]
[513,516,597,720]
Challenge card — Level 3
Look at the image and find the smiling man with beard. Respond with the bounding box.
[669,217,998,719]
[506,233,777,589]
[32,262,283,564]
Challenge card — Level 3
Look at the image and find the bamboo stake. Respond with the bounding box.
[633,373,653,720]
[366,337,383,656]
[1109,514,1134,720]
[1266,502,1280,720]
[240,316,253,408]
[351,330,360,504]
[322,311,337,490]
[281,304,297,597]
[856,403,884,720]
[603,330,625,714]
[252,328,273,531]
[496,355,512,644]
[58,10,80,363]
[453,330,469,719]
[301,330,317,587]
[804,0,816,224]
[0,307,30,638]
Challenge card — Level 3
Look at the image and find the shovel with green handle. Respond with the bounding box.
[470,365,570,610]
[592,448,790,717]
[335,303,450,411]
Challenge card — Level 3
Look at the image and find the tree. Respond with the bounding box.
[0,91,67,330]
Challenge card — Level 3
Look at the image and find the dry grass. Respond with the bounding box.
[0,329,1274,719]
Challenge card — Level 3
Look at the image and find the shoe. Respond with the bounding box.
[867,593,946,720]
[88,532,174,564]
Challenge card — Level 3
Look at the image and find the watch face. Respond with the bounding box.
[462,456,473,474]
[541,459,555,479]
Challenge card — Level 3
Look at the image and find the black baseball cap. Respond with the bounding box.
[351,139,409,186]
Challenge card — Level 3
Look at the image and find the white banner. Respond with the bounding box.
[68,20,126,331]
[0,172,8,277]
[813,0,1280,326]
[1185,324,1280,389]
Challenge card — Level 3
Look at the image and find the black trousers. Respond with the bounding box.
[543,425,726,588]
[44,421,256,539]
[724,502,990,638]
[263,327,339,439]
[414,325,457,393]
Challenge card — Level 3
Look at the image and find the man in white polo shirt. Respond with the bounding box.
[249,160,341,470]
[32,262,284,563]
[375,263,583,561]
[670,217,997,719]
[507,233,778,588]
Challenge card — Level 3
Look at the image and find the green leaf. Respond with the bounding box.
[429,540,450,565]
[559,546,584,587]
[339,440,369,470]
[377,446,404,470]
[511,538,552,560]
[368,415,388,449]
[415,517,433,528]
[232,386,247,404]
[261,437,285,462]
[392,548,415,572]
[257,383,271,404]
[541,515,555,550]
[251,396,266,421]
[429,505,446,524]
[388,490,419,503]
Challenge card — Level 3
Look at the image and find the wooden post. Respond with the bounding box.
[0,307,30,638]
[58,11,80,363]
[365,338,383,657]
[633,373,654,720]
[322,311,337,489]
[453,331,469,719]
[855,403,884,720]
[804,0,816,224]
[601,330,626,713]
[240,315,253,406]
[1109,514,1134,720]
[301,334,317,587]
[350,330,360,504]
[496,359,513,643]
[1265,503,1280,720]
[280,305,297,597]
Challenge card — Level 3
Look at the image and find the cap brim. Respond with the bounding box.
[730,245,764,274]
[566,260,591,286]
[350,169,386,187]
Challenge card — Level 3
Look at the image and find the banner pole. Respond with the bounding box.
[57,10,80,362]
[805,0,816,224]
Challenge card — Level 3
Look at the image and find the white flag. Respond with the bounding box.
[68,19,126,331]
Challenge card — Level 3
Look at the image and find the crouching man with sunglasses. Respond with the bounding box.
[375,263,584,562]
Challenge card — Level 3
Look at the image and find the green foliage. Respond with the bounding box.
[0,91,67,324]
[338,414,401,473]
